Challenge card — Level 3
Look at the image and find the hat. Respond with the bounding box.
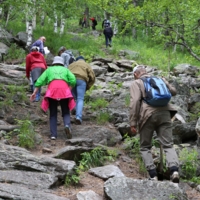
[52,56,64,66]
[133,65,145,73]
[58,46,66,53]
[31,46,39,51]
[76,56,85,61]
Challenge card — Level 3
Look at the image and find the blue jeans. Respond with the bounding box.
[72,79,86,122]
[48,98,70,138]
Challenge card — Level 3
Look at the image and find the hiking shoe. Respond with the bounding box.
[148,176,158,181]
[64,125,72,139]
[51,136,56,140]
[75,118,82,125]
[171,171,179,183]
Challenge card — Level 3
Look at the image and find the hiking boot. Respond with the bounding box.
[75,118,82,125]
[171,171,179,183]
[148,176,158,181]
[64,125,72,139]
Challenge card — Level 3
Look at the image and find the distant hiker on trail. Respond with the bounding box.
[89,17,97,30]
[58,46,75,68]
[68,56,95,125]
[26,46,47,102]
[30,36,46,55]
[82,13,87,28]
[129,65,180,183]
[102,19,110,29]
[30,56,76,140]
[103,24,113,48]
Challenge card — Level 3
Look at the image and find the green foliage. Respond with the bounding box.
[14,119,36,149]
[65,147,117,186]
[96,111,112,125]
[88,98,109,110]
[4,44,26,61]
[179,148,199,179]
[125,93,130,107]
[123,134,146,174]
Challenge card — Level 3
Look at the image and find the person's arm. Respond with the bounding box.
[129,81,142,133]
[30,87,39,102]
[86,65,95,90]
[66,69,76,87]
[25,55,31,79]
[162,77,177,96]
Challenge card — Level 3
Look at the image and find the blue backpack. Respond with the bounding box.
[140,77,172,107]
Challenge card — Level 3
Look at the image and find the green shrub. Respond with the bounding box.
[96,111,112,124]
[4,43,26,61]
[179,148,199,179]
[65,147,117,186]
[14,119,36,149]
[88,98,109,110]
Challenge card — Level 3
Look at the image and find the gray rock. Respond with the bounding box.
[104,177,188,200]
[89,165,125,180]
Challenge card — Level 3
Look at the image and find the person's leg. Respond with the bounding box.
[140,116,157,179]
[60,98,72,139]
[75,79,86,124]
[108,36,112,46]
[156,111,179,182]
[48,98,58,139]
[105,35,109,47]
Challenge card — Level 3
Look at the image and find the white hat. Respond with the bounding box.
[31,46,39,51]
[52,56,64,66]
[133,65,145,73]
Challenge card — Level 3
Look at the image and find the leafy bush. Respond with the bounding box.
[179,147,199,179]
[88,98,109,110]
[4,44,26,61]
[14,119,36,149]
[65,147,117,186]
[96,111,112,125]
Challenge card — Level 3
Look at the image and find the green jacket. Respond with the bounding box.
[68,60,95,90]
[35,65,76,87]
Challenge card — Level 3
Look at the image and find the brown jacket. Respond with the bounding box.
[68,60,95,90]
[129,74,177,130]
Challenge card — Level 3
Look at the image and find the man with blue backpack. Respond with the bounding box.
[129,65,180,183]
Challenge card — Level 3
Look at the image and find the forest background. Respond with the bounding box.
[0,0,200,70]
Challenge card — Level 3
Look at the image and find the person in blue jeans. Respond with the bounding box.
[68,56,95,124]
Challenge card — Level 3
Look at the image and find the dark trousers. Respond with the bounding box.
[105,35,112,47]
[48,98,70,138]
[140,111,179,171]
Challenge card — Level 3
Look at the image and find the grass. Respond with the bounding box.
[5,16,200,71]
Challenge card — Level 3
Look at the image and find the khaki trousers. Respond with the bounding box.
[140,110,179,170]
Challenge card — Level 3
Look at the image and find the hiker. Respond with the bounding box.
[68,56,95,125]
[26,46,47,101]
[103,24,113,48]
[102,19,110,29]
[30,56,76,140]
[58,46,75,68]
[129,65,180,183]
[30,36,46,55]
[89,17,97,30]
[82,13,87,28]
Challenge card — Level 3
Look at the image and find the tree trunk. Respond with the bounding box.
[60,16,65,35]
[84,7,89,28]
[41,14,45,26]
[5,6,11,27]
[54,12,58,33]
[26,21,33,48]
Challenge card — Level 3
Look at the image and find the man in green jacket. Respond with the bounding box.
[68,56,95,125]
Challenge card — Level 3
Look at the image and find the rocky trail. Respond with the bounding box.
[1,60,200,199]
